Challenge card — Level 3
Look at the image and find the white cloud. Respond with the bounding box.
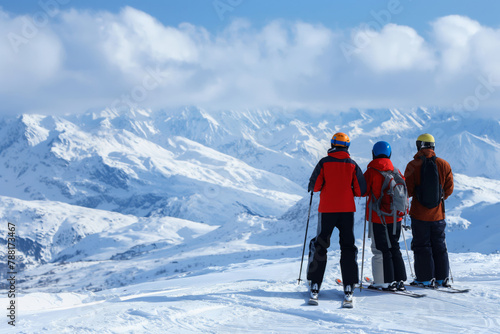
[352,23,436,72]
[468,27,500,83]
[0,12,63,94]
[101,7,199,72]
[432,15,481,73]
[0,9,499,117]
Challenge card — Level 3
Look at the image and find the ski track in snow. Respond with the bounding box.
[3,256,500,334]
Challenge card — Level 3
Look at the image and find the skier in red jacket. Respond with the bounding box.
[307,132,366,300]
[364,141,407,291]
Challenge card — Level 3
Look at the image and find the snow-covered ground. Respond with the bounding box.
[3,252,500,333]
[2,195,500,333]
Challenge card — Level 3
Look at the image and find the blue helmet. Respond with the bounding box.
[372,141,391,159]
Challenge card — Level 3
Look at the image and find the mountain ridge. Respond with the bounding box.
[0,107,499,293]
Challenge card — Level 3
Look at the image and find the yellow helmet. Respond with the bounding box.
[331,132,350,148]
[416,133,435,151]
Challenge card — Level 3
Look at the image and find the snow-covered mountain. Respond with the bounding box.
[1,107,499,332]
[0,107,499,287]
[2,107,499,213]
[0,111,304,224]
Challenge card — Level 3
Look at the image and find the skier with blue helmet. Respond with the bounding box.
[363,141,408,291]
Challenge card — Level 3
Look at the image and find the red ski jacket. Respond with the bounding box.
[308,148,366,213]
[363,158,405,224]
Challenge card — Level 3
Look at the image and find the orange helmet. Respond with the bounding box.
[331,132,350,148]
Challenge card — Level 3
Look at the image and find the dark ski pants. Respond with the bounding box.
[411,218,449,281]
[371,222,407,284]
[307,212,359,289]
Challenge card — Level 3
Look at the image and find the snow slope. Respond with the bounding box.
[4,171,499,295]
[3,253,500,333]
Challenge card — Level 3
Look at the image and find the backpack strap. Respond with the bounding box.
[368,193,374,239]
[384,221,392,248]
[380,215,392,248]
[393,209,397,235]
[432,156,446,214]
[370,166,400,237]
[392,171,397,235]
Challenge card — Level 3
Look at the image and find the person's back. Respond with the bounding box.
[307,132,366,304]
[405,147,453,222]
[404,133,454,287]
[364,156,404,224]
[309,146,364,213]
[364,141,407,291]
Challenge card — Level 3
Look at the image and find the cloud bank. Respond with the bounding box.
[1,7,499,116]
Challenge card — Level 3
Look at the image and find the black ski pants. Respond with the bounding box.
[307,212,359,289]
[411,218,450,281]
[371,222,407,283]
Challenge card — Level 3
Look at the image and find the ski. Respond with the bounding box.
[342,295,353,308]
[308,296,319,306]
[362,277,426,298]
[364,276,469,294]
[364,285,426,298]
[409,282,470,294]
[308,290,319,305]
[436,286,470,294]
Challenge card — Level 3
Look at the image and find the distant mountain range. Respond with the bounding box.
[0,107,498,292]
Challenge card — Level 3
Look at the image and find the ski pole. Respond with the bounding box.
[401,215,415,278]
[360,197,368,291]
[449,263,454,283]
[443,198,454,283]
[445,239,454,283]
[297,192,314,285]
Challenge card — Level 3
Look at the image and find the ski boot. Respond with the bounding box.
[411,278,436,288]
[308,283,319,305]
[343,284,354,308]
[382,281,398,292]
[436,277,451,288]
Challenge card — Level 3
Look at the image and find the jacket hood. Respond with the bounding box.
[368,158,394,172]
[328,146,349,153]
[328,146,350,158]
[414,148,436,159]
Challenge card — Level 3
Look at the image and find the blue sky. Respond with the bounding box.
[2,0,500,34]
[0,0,499,116]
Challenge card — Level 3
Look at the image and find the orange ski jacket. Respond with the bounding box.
[404,149,454,222]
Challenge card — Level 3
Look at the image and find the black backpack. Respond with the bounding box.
[415,156,444,209]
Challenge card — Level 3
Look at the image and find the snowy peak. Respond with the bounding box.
[0,110,304,225]
[158,106,228,146]
[20,114,52,146]
[441,131,500,178]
